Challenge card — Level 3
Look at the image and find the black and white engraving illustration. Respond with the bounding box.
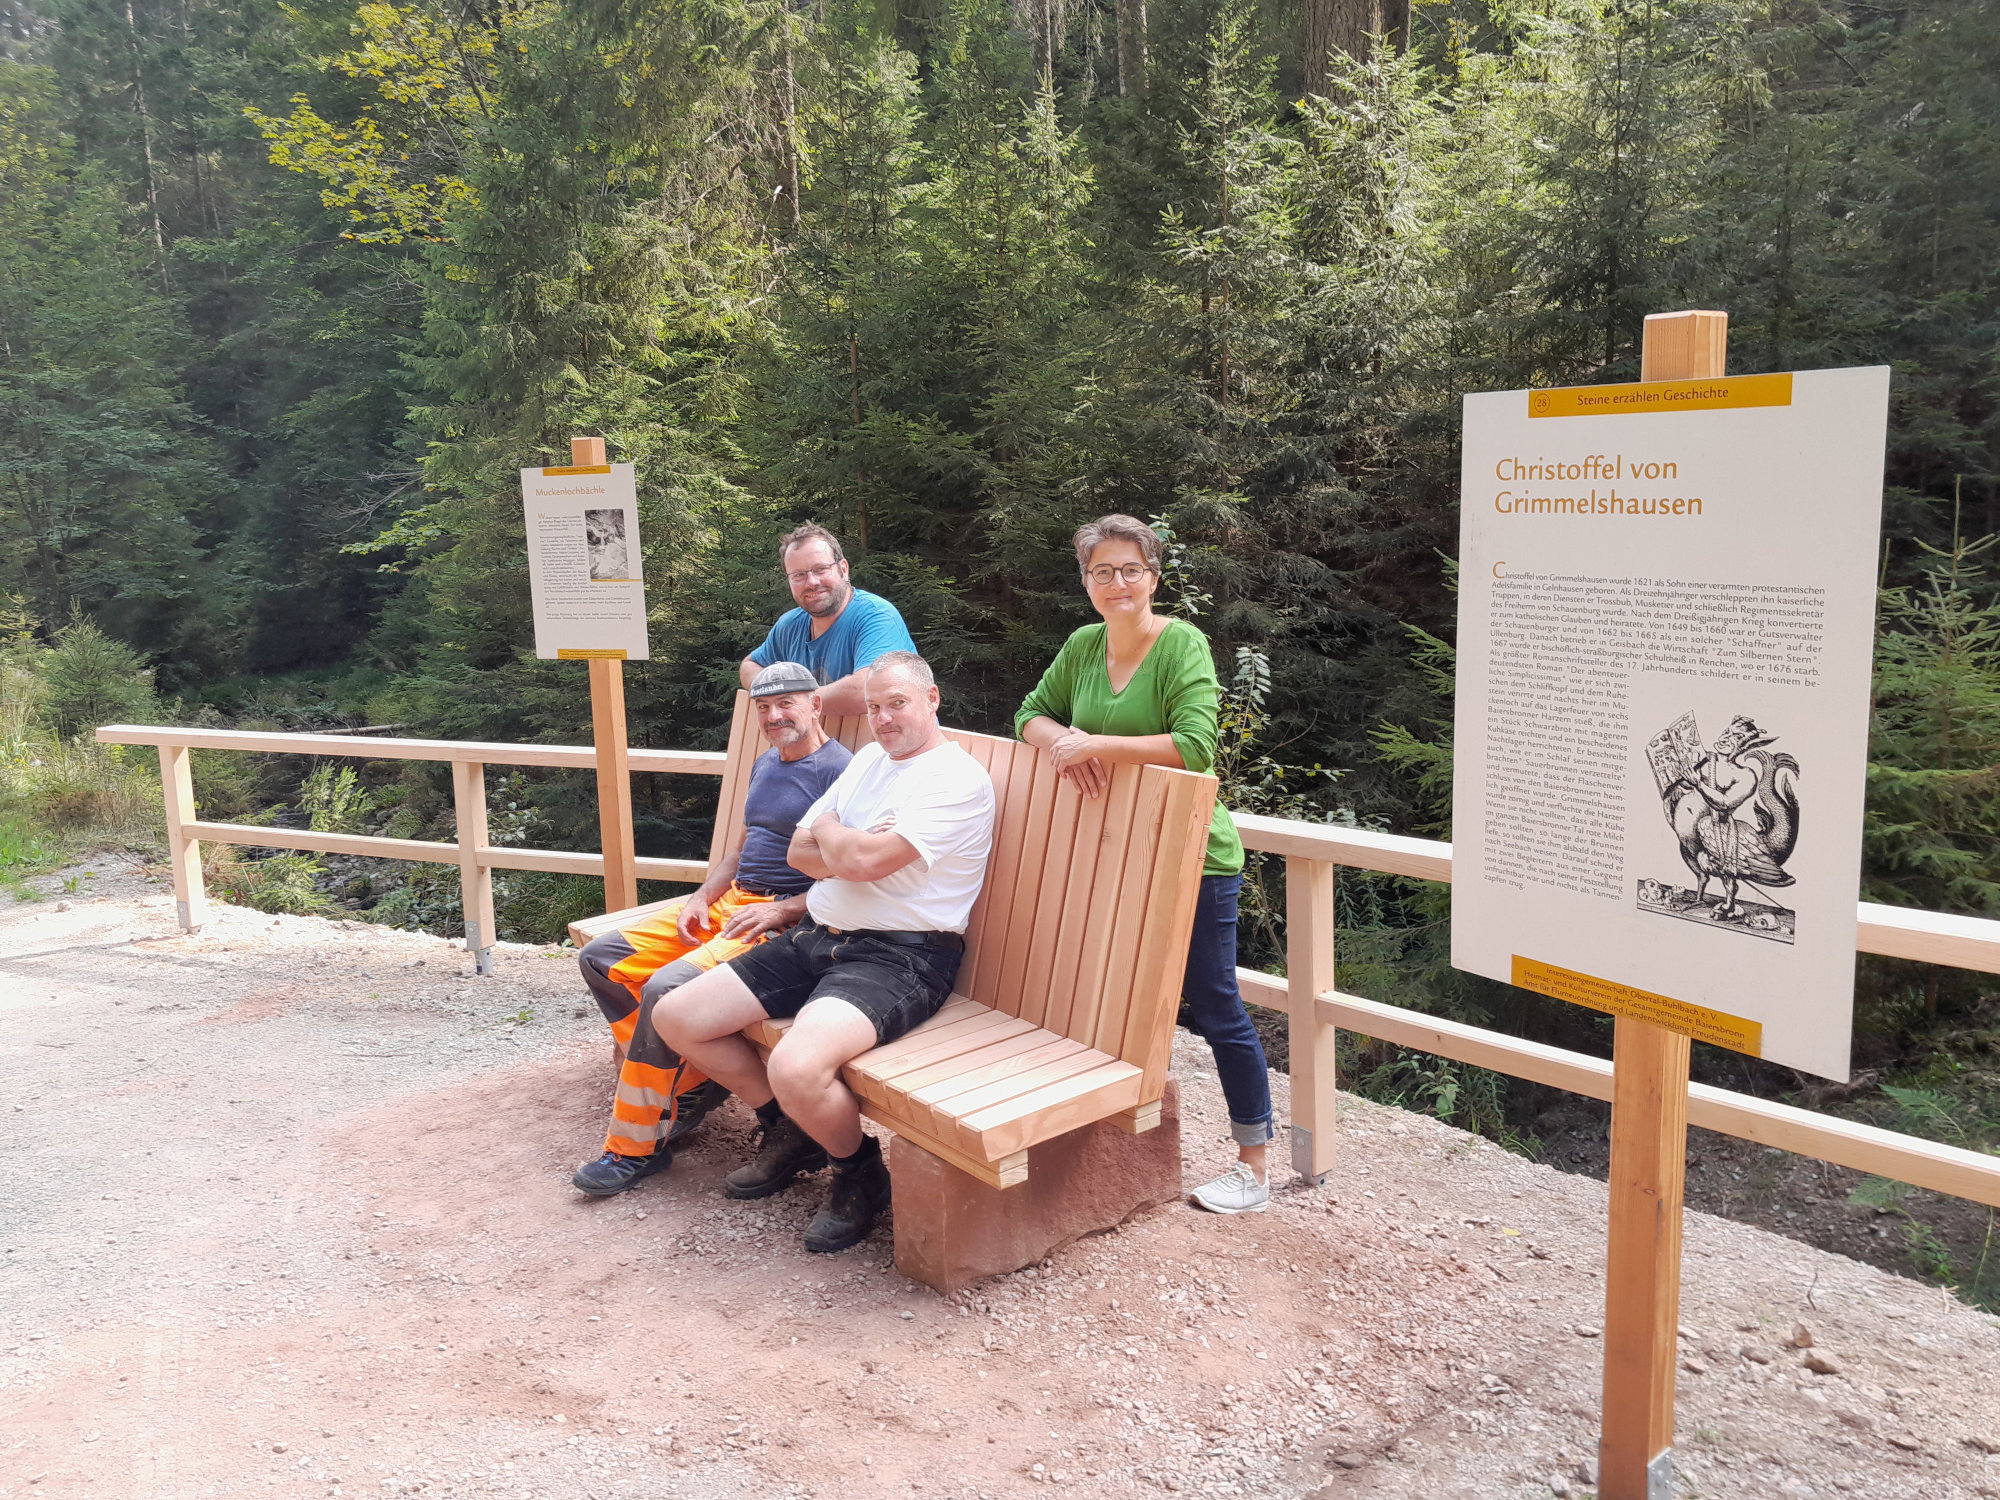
[1638,711,1801,943]
[583,508,631,581]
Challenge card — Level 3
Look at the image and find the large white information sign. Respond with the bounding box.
[521,462,649,661]
[1451,369,1889,1080]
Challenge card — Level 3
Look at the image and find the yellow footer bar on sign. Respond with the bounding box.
[1511,956,1763,1056]
[556,648,628,660]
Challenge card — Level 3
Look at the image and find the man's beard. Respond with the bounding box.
[803,581,851,620]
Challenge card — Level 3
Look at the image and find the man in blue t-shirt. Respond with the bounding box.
[739,522,917,717]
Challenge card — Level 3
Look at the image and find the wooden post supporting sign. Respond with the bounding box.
[570,434,640,917]
[1597,309,1728,1500]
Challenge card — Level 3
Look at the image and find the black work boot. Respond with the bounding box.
[803,1136,891,1253]
[723,1114,829,1200]
[666,1078,732,1144]
[572,1147,672,1197]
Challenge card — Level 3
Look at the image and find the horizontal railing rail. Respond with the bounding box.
[1231,813,2000,974]
[95,723,727,777]
[96,722,727,971]
[98,721,2000,1212]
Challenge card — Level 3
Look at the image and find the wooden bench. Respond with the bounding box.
[571,692,1216,1276]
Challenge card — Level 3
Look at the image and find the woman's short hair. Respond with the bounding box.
[1072,514,1164,578]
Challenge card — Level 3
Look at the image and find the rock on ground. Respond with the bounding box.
[6,867,2000,1499]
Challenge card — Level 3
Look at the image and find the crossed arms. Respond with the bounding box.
[787,813,923,885]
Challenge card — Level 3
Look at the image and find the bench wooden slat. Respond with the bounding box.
[951,735,1008,991]
[1088,767,1169,1055]
[956,1061,1145,1158]
[895,1032,1087,1105]
[827,715,872,753]
[705,692,759,868]
[1049,769,1141,1041]
[1123,769,1213,1093]
[1096,776,1168,1056]
[846,996,987,1059]
[1012,774,1086,1030]
[850,1010,1035,1092]
[1081,768,1163,1049]
[746,995,990,1068]
[920,1043,1112,1124]
[1037,781,1112,1033]
[985,754,1062,1018]
[961,738,1039,1007]
[905,1040,1100,1140]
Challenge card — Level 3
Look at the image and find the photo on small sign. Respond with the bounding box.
[1637,710,1802,944]
[584,508,631,581]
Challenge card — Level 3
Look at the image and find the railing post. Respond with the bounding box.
[1285,854,1338,1184]
[452,760,496,976]
[156,744,206,932]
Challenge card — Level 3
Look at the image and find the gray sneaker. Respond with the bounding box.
[1190,1162,1270,1214]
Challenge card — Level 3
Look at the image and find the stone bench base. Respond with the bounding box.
[889,1079,1183,1292]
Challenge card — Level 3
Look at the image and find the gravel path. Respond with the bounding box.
[7,866,2000,1499]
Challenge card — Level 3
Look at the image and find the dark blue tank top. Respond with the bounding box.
[736,738,854,895]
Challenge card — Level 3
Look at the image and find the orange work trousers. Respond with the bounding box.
[575,883,780,1156]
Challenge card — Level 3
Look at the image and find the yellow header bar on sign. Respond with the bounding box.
[1528,372,1793,419]
[541,465,613,476]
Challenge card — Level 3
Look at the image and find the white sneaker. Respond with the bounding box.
[1190,1162,1270,1214]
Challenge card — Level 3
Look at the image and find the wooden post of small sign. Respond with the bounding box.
[1598,309,1728,1500]
[572,434,640,917]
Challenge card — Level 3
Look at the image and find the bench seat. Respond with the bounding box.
[745,997,1144,1188]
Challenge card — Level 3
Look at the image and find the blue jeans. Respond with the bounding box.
[1182,874,1274,1146]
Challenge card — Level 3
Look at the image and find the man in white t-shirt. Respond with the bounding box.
[652,651,996,1254]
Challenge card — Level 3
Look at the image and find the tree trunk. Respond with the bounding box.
[1116,0,1146,99]
[124,0,167,258]
[780,28,801,231]
[1302,0,1408,94]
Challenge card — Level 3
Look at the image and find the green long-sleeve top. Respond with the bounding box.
[1014,619,1244,879]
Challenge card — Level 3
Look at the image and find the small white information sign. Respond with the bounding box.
[520,462,649,661]
[1450,368,1889,1080]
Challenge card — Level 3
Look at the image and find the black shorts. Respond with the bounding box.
[725,919,962,1046]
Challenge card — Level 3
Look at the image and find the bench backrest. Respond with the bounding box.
[709,692,1216,1101]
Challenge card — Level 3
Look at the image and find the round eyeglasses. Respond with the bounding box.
[1085,563,1155,586]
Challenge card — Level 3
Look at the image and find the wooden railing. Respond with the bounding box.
[95,724,726,973]
[1234,812,2000,1209]
[98,722,2000,1209]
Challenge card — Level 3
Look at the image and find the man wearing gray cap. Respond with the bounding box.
[570,662,852,1197]
[653,651,995,1253]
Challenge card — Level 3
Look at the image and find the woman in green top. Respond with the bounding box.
[1016,514,1273,1215]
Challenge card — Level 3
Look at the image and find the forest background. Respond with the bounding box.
[2,0,1996,1292]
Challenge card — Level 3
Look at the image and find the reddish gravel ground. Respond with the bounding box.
[8,863,2000,1500]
